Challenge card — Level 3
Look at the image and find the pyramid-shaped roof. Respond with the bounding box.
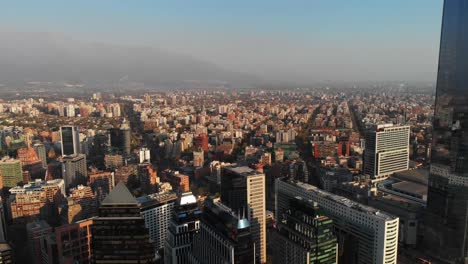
[101,181,138,205]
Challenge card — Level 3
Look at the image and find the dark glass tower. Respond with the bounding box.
[60,126,79,156]
[91,182,156,263]
[272,197,337,264]
[425,1,468,262]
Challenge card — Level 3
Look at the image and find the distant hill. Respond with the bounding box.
[0,31,258,86]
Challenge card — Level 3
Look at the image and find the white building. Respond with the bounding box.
[137,192,177,252]
[276,179,399,264]
[364,124,410,179]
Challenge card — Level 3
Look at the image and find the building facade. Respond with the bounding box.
[272,197,338,264]
[60,154,87,189]
[164,192,201,264]
[276,179,398,264]
[60,126,80,156]
[190,198,255,264]
[221,166,266,263]
[91,182,156,263]
[138,192,177,254]
[425,1,468,262]
[363,124,410,179]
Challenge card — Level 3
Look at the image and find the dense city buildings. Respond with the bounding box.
[424,1,468,263]
[0,2,457,261]
[221,166,266,263]
[91,182,156,263]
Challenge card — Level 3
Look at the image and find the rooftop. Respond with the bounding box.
[287,180,396,221]
[224,165,263,177]
[101,181,138,205]
[392,181,427,196]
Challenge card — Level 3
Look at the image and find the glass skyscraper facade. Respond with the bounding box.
[425,1,468,262]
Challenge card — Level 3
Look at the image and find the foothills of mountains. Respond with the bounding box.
[0,31,257,86]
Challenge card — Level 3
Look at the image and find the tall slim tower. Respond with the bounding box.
[425,1,468,262]
[60,126,80,157]
[221,166,266,263]
[164,192,201,264]
[363,124,410,179]
[121,119,131,155]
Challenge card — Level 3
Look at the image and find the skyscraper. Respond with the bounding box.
[272,197,338,264]
[0,157,23,190]
[60,154,87,189]
[164,192,201,264]
[91,182,156,263]
[33,143,47,168]
[190,198,255,264]
[425,1,468,262]
[363,124,410,179]
[109,120,131,155]
[221,166,266,263]
[60,126,80,157]
[276,179,398,264]
[138,191,177,255]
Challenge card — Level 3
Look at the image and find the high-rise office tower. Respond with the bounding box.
[33,143,47,168]
[139,147,151,163]
[272,197,338,264]
[138,192,177,255]
[363,124,410,179]
[221,166,266,263]
[60,126,80,157]
[164,192,201,264]
[60,154,87,189]
[121,119,131,155]
[425,1,468,262]
[190,198,255,264]
[0,157,23,190]
[109,120,131,155]
[91,182,156,263]
[276,179,398,264]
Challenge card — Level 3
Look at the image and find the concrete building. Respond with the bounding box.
[0,157,23,190]
[363,124,410,179]
[276,179,399,264]
[54,218,94,264]
[137,191,177,254]
[61,154,87,189]
[221,166,266,263]
[139,147,151,164]
[33,143,47,168]
[192,150,204,167]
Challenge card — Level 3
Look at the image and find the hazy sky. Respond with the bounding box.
[1,0,443,82]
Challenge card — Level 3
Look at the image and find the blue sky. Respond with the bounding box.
[1,0,444,82]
